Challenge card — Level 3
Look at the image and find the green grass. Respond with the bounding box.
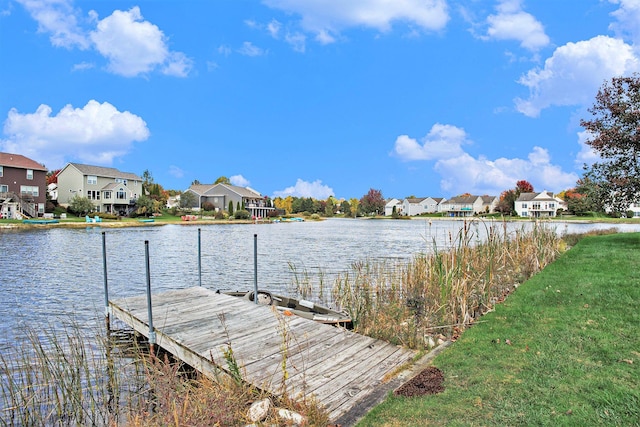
[357,233,640,426]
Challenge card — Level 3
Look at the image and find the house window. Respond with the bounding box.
[0,166,3,177]
[116,178,128,186]
[0,184,8,192]
[87,190,100,200]
[26,169,33,180]
[20,185,39,197]
[87,175,97,185]
[103,191,112,200]
[522,203,527,208]
[116,190,127,200]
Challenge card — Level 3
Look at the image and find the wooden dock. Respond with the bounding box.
[109,287,417,424]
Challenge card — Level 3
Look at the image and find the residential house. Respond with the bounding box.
[184,183,274,218]
[57,163,143,215]
[384,198,403,216]
[441,195,497,217]
[515,191,565,218]
[401,197,446,216]
[0,152,48,218]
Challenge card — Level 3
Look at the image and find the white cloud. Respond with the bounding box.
[262,0,449,44]
[267,19,281,38]
[72,61,94,71]
[393,123,469,161]
[17,0,89,49]
[273,179,334,199]
[0,100,149,169]
[168,165,184,179]
[485,0,549,51]
[575,130,600,166]
[89,7,192,77]
[17,2,191,77]
[392,125,578,195]
[218,45,232,56]
[230,174,250,187]
[515,36,640,117]
[434,148,578,195]
[609,0,640,46]
[237,41,266,57]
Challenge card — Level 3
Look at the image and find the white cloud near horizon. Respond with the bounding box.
[0,100,149,169]
[262,0,449,45]
[484,0,549,51]
[392,124,578,195]
[237,41,267,57]
[18,1,192,77]
[609,0,640,46]
[273,179,334,199]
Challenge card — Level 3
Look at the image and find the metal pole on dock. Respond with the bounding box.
[144,240,156,354]
[102,231,110,331]
[198,228,202,286]
[253,233,258,304]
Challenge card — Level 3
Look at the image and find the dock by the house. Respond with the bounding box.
[109,286,417,424]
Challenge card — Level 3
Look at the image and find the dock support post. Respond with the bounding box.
[198,228,202,287]
[102,231,110,331]
[253,233,258,304]
[144,240,156,355]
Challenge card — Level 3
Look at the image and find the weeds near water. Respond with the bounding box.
[332,220,564,350]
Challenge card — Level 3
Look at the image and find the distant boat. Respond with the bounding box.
[138,218,155,223]
[219,290,352,327]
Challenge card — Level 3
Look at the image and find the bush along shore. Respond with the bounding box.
[0,222,626,425]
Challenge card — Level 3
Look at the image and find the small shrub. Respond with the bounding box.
[234,210,250,220]
[202,202,215,212]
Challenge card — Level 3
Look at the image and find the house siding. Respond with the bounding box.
[0,152,47,218]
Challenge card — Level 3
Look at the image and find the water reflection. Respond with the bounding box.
[1,218,639,346]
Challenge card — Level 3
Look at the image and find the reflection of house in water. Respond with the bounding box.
[184,183,274,218]
[0,152,47,219]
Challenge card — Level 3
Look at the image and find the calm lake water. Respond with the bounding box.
[2,218,639,348]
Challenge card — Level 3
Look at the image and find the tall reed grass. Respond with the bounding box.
[0,320,329,426]
[331,220,563,349]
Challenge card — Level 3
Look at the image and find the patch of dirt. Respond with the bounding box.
[394,367,444,397]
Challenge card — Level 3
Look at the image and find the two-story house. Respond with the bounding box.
[0,152,47,219]
[400,197,445,216]
[515,191,565,218]
[441,195,497,217]
[57,163,143,216]
[184,183,274,218]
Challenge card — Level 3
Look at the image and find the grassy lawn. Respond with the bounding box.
[358,233,640,426]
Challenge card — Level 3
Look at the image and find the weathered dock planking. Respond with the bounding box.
[109,286,417,423]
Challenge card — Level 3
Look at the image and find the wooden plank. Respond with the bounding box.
[109,287,417,425]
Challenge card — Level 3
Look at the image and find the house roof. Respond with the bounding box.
[405,197,426,204]
[446,195,480,204]
[188,183,263,198]
[0,152,47,171]
[516,191,555,202]
[65,163,142,181]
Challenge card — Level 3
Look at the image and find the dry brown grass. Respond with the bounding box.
[331,220,563,349]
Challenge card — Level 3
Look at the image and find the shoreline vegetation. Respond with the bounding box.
[0,222,636,425]
[1,212,639,231]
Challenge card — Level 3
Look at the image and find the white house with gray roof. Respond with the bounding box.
[184,183,274,218]
[514,191,566,218]
[57,163,143,215]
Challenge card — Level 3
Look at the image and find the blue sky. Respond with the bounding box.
[1,0,639,200]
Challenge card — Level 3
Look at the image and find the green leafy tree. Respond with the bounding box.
[340,200,350,215]
[180,191,198,209]
[191,179,201,186]
[68,195,94,216]
[142,169,153,195]
[215,176,231,185]
[580,74,640,213]
[228,200,234,215]
[359,188,385,216]
[135,194,154,217]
